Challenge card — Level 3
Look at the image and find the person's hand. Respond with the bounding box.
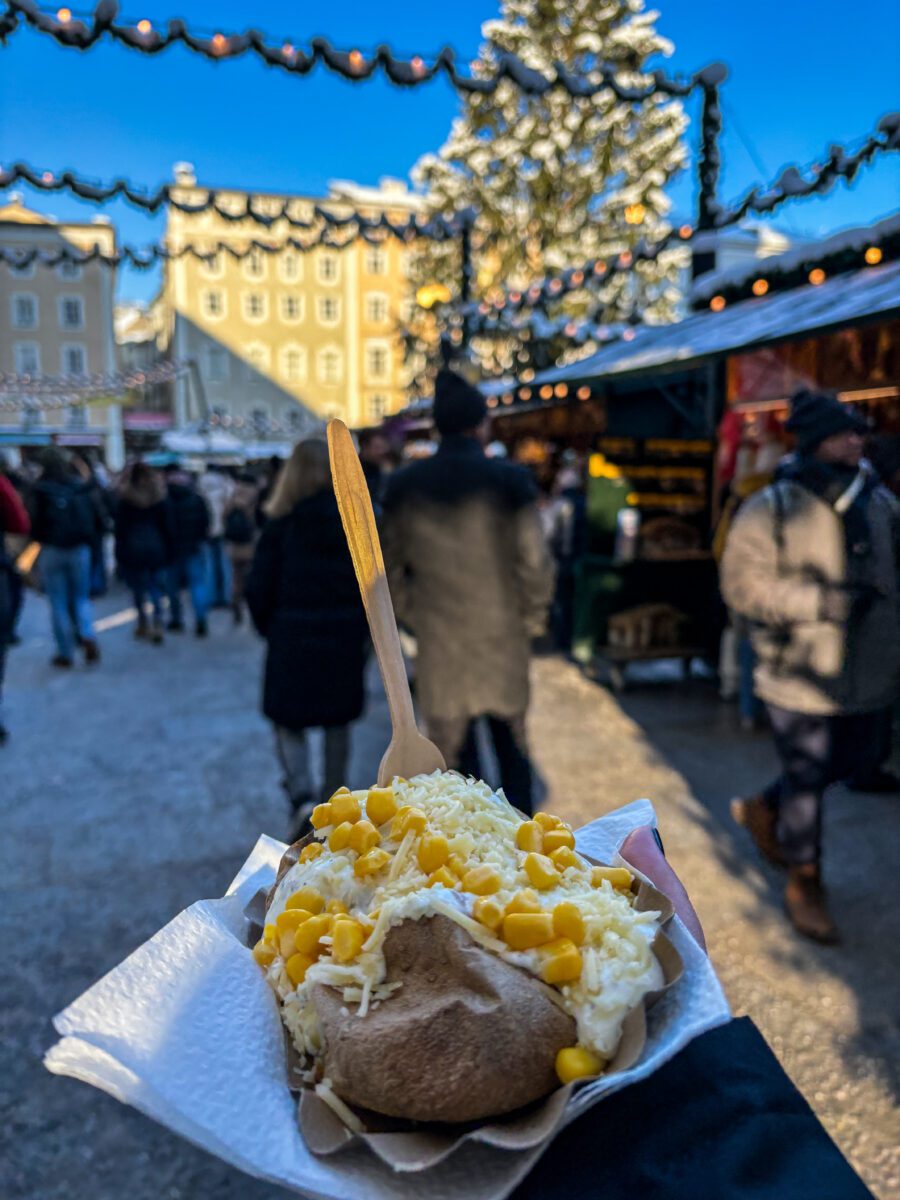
[619,825,706,953]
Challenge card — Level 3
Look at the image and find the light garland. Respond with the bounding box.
[0,0,719,102]
[0,360,185,407]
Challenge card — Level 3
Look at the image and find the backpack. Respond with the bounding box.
[224,506,255,545]
[40,483,97,549]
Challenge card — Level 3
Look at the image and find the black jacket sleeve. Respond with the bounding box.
[246,519,282,638]
[512,1018,872,1200]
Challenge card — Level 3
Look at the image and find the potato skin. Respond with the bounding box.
[313,915,576,1122]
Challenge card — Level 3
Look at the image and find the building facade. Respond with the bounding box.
[160,166,422,432]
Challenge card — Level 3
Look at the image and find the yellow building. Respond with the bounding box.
[160,165,423,432]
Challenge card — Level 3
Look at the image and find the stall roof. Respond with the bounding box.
[534,259,900,388]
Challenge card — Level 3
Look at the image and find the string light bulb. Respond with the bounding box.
[137,19,152,34]
[349,50,365,72]
[593,260,607,276]
[624,203,646,225]
[56,7,71,21]
[554,384,568,398]
[411,56,426,76]
[212,33,227,53]
[618,251,633,267]
[519,387,532,400]
[679,224,693,239]
[623,329,636,341]
[710,295,726,312]
[864,246,882,265]
[751,279,769,296]
[577,386,591,401]
[540,385,553,400]
[808,268,826,286]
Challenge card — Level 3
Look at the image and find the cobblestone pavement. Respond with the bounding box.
[2,589,897,1199]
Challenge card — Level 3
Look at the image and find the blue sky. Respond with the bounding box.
[1,0,897,303]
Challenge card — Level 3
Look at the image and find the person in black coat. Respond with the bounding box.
[163,467,212,638]
[114,462,172,644]
[246,438,368,839]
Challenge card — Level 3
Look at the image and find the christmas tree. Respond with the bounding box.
[406,0,690,383]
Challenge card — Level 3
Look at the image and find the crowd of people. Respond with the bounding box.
[2,378,897,951]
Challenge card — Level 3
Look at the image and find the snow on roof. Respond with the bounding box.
[691,213,900,303]
[535,259,900,387]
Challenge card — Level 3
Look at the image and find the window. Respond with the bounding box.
[365,293,388,323]
[11,293,38,329]
[317,347,343,385]
[243,292,267,321]
[279,253,301,282]
[365,340,391,382]
[200,253,224,279]
[243,247,267,280]
[400,296,416,323]
[281,346,307,383]
[400,251,413,277]
[65,404,87,429]
[317,253,339,284]
[244,343,270,377]
[202,290,225,319]
[365,247,387,275]
[369,394,388,422]
[14,342,41,374]
[61,344,87,375]
[59,296,85,330]
[10,258,35,279]
[280,293,303,322]
[205,345,229,382]
[317,296,340,325]
[58,260,82,281]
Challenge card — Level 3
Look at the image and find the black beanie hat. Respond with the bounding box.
[433,368,487,435]
[785,388,866,455]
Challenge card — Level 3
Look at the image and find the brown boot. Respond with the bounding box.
[784,865,839,944]
[730,794,786,867]
[83,638,101,664]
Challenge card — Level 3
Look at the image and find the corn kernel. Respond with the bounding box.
[417,833,449,873]
[279,930,296,958]
[448,853,468,877]
[555,1046,604,1084]
[330,792,362,825]
[515,820,544,853]
[331,918,366,963]
[326,899,348,915]
[263,922,278,944]
[427,865,458,888]
[328,821,354,851]
[390,806,427,839]
[349,819,381,855]
[552,901,585,945]
[523,852,558,890]
[503,911,555,950]
[293,914,333,956]
[473,896,505,931]
[365,787,397,827]
[300,841,324,863]
[539,938,583,984]
[590,866,633,891]
[276,909,312,934]
[549,846,581,872]
[354,847,391,878]
[505,888,542,915]
[252,938,277,968]
[285,952,314,986]
[310,803,332,830]
[286,887,324,914]
[534,811,563,831]
[543,827,576,854]
[461,864,502,895]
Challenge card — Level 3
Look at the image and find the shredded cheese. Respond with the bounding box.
[315,1081,365,1133]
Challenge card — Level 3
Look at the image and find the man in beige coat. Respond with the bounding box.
[722,389,899,943]
[382,369,554,812]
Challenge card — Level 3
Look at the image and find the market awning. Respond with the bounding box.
[532,260,900,388]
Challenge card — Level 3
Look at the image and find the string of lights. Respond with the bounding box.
[0,160,464,239]
[0,360,185,409]
[0,222,427,271]
[711,112,900,227]
[0,0,717,101]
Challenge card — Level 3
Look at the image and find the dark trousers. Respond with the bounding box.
[763,705,885,865]
[427,712,533,814]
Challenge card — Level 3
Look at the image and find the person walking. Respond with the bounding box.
[246,439,368,839]
[197,464,235,607]
[114,462,172,645]
[223,472,260,625]
[28,448,101,667]
[381,368,554,813]
[0,471,30,742]
[722,389,899,943]
[164,466,212,638]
